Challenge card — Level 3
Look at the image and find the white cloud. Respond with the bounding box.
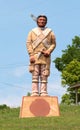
[48,83,67,103]
[0,85,66,107]
[0,83,31,107]
[0,96,21,108]
[0,75,66,107]
[49,79,66,98]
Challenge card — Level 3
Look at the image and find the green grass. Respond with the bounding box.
[0,105,80,130]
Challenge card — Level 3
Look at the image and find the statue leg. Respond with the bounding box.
[31,65,39,96]
[40,64,48,96]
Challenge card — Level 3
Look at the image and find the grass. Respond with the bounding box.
[0,104,80,130]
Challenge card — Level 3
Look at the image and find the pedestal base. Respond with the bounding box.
[20,96,60,118]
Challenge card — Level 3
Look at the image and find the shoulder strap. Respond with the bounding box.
[32,27,41,36]
[32,28,52,49]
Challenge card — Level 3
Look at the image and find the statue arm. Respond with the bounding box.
[43,31,56,56]
[26,31,34,56]
[26,31,35,63]
[47,31,56,54]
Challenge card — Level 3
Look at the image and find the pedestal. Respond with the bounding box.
[20,96,60,118]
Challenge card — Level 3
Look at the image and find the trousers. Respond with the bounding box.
[32,64,48,95]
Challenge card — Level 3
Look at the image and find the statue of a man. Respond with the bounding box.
[26,15,56,96]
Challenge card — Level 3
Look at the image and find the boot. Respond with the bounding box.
[40,82,48,96]
[31,82,39,96]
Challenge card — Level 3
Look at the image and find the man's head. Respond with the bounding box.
[37,15,47,28]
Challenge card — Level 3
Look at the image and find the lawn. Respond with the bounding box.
[0,104,80,130]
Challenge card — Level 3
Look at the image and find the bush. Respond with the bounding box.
[0,104,10,110]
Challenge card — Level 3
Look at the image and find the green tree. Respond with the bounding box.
[61,59,80,104]
[61,93,74,105]
[54,36,80,72]
[61,59,80,86]
[0,104,10,110]
[27,92,31,96]
[61,88,80,105]
[54,36,80,104]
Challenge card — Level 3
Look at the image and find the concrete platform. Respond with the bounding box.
[20,96,60,118]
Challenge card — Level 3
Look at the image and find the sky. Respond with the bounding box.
[0,0,80,107]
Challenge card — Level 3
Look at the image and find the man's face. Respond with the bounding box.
[37,17,47,28]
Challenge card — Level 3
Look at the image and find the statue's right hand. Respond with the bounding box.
[30,56,35,63]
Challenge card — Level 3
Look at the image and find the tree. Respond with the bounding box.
[61,59,80,86]
[54,36,80,72]
[27,92,31,96]
[0,104,10,109]
[61,88,80,105]
[53,36,80,104]
[61,93,74,105]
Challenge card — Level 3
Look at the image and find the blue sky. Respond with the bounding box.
[0,0,80,107]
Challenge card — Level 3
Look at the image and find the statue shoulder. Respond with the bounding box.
[32,27,38,32]
[32,27,40,36]
[45,27,52,33]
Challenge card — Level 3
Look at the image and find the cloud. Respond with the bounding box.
[0,81,66,107]
[0,65,67,107]
[47,79,67,103]
[0,96,21,108]
[0,83,31,107]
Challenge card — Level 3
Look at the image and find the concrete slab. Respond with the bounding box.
[20,96,60,118]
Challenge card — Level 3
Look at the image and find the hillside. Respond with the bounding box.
[0,104,80,130]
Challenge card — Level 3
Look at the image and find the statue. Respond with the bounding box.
[26,14,56,96]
